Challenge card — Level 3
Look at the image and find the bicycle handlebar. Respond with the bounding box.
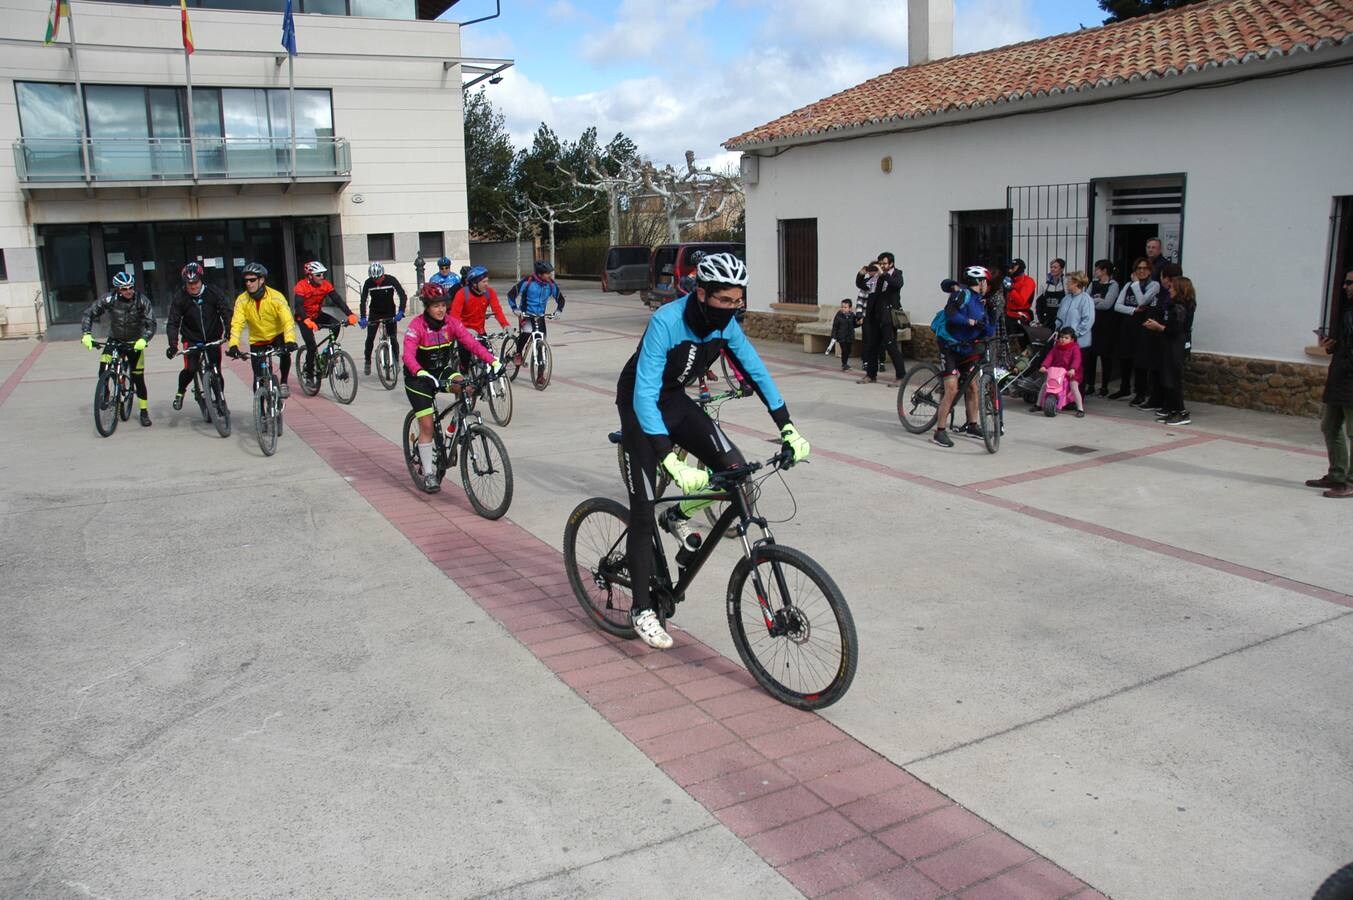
[707,445,797,489]
[181,338,226,353]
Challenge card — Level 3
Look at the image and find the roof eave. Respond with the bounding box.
[726,37,1353,153]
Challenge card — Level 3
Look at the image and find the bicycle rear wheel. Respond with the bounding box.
[460,423,513,519]
[402,409,440,493]
[298,349,321,396]
[376,338,398,390]
[563,496,637,639]
[254,381,278,456]
[979,371,1000,454]
[210,371,231,438]
[93,370,119,437]
[897,363,942,434]
[486,372,513,426]
[727,544,857,709]
[329,349,358,404]
[531,340,552,390]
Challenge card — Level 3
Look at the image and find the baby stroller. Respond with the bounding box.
[997,322,1054,403]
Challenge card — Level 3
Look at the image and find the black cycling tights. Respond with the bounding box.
[364,319,397,362]
[618,394,744,614]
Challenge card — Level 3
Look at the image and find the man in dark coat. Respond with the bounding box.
[854,251,907,385]
[1308,269,1353,498]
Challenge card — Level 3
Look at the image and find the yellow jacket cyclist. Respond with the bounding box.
[228,262,298,396]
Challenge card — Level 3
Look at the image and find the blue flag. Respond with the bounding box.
[280,0,297,56]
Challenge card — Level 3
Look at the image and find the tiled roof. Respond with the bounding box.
[725,0,1353,148]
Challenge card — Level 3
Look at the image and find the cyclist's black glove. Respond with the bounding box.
[165,345,177,359]
[284,341,298,353]
[227,346,244,360]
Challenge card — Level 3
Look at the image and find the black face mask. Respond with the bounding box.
[247,284,266,300]
[683,294,737,336]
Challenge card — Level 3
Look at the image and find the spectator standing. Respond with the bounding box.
[1087,260,1121,395]
[1109,258,1159,400]
[1035,258,1068,329]
[1004,258,1036,343]
[1307,270,1353,498]
[1144,273,1196,425]
[830,299,858,372]
[854,252,907,385]
[1146,237,1169,281]
[1055,270,1094,359]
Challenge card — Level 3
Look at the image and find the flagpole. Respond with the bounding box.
[185,48,197,180]
[64,0,91,182]
[288,55,297,178]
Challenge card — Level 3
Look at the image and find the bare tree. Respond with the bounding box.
[554,156,644,246]
[489,200,537,283]
[640,150,741,242]
[525,195,596,270]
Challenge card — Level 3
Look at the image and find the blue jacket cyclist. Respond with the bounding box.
[615,252,810,650]
[507,260,566,375]
[932,267,996,448]
[427,256,461,296]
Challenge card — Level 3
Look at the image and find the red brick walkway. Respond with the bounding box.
[270,388,1104,900]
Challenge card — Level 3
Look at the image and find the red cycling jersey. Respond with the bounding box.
[450,285,509,335]
[293,277,351,321]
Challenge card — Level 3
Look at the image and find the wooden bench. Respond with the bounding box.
[794,305,912,353]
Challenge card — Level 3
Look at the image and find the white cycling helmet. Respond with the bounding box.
[695,252,748,288]
[111,271,135,289]
[369,262,384,279]
[304,260,327,276]
[964,265,991,281]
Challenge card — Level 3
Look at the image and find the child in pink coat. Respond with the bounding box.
[1037,326,1086,417]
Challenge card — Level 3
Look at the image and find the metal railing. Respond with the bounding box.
[13,136,351,184]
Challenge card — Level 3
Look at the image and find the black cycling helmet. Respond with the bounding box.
[242,261,268,279]
[534,260,554,275]
[1007,258,1027,274]
[181,262,203,283]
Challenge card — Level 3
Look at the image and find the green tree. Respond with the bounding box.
[463,89,516,238]
[1099,0,1205,23]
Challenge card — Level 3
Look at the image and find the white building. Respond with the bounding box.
[727,0,1353,411]
[0,0,510,336]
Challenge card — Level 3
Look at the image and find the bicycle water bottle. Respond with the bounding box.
[698,380,711,403]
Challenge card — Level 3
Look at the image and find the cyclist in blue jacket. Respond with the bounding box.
[508,260,566,372]
[933,266,996,448]
[615,252,810,649]
[427,256,461,296]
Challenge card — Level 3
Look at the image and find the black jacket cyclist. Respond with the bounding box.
[359,262,408,372]
[615,252,810,650]
[165,262,232,411]
[81,271,158,427]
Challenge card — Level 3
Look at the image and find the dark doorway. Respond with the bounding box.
[778,218,817,305]
[952,209,1012,275]
[152,220,231,301]
[1109,224,1158,283]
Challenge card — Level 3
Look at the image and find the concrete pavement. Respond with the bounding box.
[1,282,1349,899]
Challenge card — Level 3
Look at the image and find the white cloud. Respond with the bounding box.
[474,0,1046,172]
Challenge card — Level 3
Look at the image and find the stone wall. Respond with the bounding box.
[741,308,815,343]
[1183,352,1327,418]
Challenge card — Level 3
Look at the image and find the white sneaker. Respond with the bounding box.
[660,506,702,550]
[632,609,673,650]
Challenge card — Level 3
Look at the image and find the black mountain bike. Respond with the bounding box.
[231,345,286,457]
[401,371,514,519]
[298,324,358,404]
[175,338,231,438]
[91,340,138,437]
[467,332,513,426]
[371,317,400,391]
[564,449,858,710]
[896,340,1002,454]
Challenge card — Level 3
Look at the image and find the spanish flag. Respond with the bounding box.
[43,0,68,44]
[180,0,194,53]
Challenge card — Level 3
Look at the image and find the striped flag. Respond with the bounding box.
[43,0,68,44]
[180,0,194,53]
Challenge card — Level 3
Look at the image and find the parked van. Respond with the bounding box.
[600,245,651,295]
[644,242,745,308]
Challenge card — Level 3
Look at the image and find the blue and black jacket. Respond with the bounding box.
[943,288,995,355]
[617,295,790,457]
[508,275,565,316]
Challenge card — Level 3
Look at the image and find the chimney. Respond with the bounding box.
[908,0,953,65]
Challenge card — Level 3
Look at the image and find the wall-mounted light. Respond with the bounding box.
[489,75,503,84]
[351,194,365,204]
[881,156,893,174]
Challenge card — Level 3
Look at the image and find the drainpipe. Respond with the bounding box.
[459,0,500,27]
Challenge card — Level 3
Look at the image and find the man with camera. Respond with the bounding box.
[854,252,907,385]
[1308,268,1353,498]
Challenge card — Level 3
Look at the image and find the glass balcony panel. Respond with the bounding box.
[14,136,349,183]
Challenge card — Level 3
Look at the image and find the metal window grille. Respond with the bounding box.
[777,218,817,304]
[1323,196,1352,329]
[950,209,1012,274]
[1007,183,1093,277]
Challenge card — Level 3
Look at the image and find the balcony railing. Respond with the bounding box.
[13,136,351,185]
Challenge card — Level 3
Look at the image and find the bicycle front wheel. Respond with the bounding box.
[531,340,552,390]
[210,371,231,438]
[254,381,278,456]
[376,338,398,390]
[93,370,119,437]
[897,363,942,434]
[298,349,321,396]
[486,372,513,426]
[329,349,358,404]
[727,544,857,710]
[500,333,521,382]
[563,496,637,639]
[460,423,513,519]
[978,371,1001,454]
[194,368,212,423]
[118,372,134,422]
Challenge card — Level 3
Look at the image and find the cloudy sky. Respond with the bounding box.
[453,0,1106,170]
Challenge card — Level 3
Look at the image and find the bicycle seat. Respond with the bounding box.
[607,430,623,444]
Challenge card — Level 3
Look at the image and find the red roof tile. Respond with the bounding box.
[725,0,1353,148]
